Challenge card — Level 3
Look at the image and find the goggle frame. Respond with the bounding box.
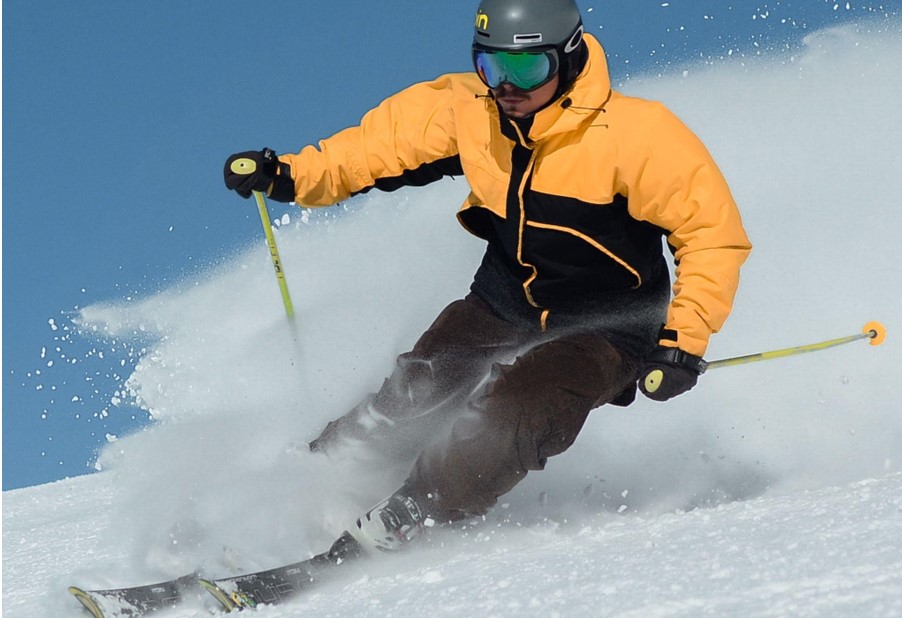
[472,45,561,92]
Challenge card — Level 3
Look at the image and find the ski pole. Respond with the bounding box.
[253,190,295,319]
[703,321,886,372]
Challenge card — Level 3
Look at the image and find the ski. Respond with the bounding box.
[69,532,364,615]
[199,557,327,611]
[200,530,362,611]
[68,573,197,618]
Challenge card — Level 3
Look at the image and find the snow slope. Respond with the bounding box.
[4,472,902,617]
[4,17,902,618]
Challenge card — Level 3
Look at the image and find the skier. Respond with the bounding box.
[224,0,751,559]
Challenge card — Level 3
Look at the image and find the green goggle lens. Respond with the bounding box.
[473,50,557,91]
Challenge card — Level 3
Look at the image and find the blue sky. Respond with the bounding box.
[3,0,897,490]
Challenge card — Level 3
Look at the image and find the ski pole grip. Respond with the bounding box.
[644,369,664,394]
[230,157,257,175]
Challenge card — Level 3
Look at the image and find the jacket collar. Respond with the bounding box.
[525,34,613,142]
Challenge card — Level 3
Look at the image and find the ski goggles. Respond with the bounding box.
[472,48,559,91]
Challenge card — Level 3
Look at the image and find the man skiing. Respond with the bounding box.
[224,0,750,560]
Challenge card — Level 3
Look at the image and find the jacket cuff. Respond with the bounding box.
[658,326,708,358]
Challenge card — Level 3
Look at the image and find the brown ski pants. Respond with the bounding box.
[310,293,639,521]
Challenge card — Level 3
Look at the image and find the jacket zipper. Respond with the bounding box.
[508,120,550,331]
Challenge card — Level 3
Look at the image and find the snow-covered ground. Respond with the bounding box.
[5,471,902,617]
[4,17,902,618]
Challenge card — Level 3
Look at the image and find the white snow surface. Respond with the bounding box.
[4,18,902,618]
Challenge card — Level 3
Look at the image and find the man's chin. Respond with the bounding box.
[498,102,529,118]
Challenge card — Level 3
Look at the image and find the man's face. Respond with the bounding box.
[491,73,560,119]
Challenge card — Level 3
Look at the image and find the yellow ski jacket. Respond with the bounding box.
[279,34,751,357]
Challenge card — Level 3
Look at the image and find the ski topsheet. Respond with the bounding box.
[68,573,197,617]
[70,532,363,615]
[70,559,342,616]
[199,530,362,611]
[199,552,336,611]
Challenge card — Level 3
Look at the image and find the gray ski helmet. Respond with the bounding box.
[473,0,586,91]
[474,0,582,51]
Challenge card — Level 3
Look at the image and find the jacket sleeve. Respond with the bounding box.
[277,76,462,206]
[622,103,752,357]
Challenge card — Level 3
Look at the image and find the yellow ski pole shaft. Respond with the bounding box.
[704,321,886,372]
[253,190,295,319]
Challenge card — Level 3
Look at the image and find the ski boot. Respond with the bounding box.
[346,487,434,554]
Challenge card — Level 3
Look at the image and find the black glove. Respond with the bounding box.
[223,147,295,202]
[638,346,707,402]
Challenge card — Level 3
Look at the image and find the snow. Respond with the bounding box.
[5,472,902,616]
[4,17,902,618]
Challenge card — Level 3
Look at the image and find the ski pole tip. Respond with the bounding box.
[863,321,887,346]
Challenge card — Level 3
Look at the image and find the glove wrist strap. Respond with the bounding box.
[649,347,708,374]
[268,169,295,203]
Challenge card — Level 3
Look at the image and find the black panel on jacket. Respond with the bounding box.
[353,155,464,195]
